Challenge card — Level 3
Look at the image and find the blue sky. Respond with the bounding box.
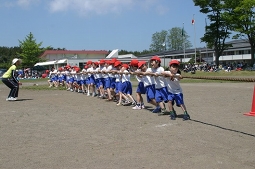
[0,0,207,52]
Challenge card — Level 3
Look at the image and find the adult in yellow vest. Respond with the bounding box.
[2,58,22,101]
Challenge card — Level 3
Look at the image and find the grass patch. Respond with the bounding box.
[182,70,255,77]
[22,85,66,90]
[180,78,240,83]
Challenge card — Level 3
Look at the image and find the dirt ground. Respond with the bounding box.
[0,82,255,169]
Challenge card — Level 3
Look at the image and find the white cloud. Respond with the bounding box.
[48,0,165,16]
[49,0,133,15]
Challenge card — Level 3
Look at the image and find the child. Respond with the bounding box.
[138,61,158,112]
[130,60,145,110]
[163,60,190,120]
[117,64,136,106]
[48,67,57,87]
[112,60,122,102]
[2,58,22,101]
[149,56,168,115]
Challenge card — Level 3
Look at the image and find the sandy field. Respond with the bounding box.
[0,82,255,169]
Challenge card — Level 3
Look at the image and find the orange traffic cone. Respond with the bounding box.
[244,85,255,116]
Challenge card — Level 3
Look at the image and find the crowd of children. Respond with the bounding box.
[47,56,190,120]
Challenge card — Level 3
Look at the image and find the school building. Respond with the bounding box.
[34,39,253,68]
[138,39,253,67]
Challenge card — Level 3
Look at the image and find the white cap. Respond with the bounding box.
[12,58,20,65]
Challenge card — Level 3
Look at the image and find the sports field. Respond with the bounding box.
[0,81,254,169]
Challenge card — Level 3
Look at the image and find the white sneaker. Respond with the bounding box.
[6,97,17,101]
[141,104,145,109]
[132,105,141,110]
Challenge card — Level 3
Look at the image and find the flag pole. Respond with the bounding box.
[183,23,186,63]
[192,14,197,64]
[205,18,208,63]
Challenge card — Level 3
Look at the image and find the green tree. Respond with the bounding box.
[18,32,46,67]
[0,46,21,68]
[167,27,192,50]
[193,0,232,66]
[223,0,255,65]
[149,30,168,52]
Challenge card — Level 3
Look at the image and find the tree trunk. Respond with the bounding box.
[250,45,255,66]
[214,49,220,66]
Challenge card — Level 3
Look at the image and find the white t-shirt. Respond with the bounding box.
[142,68,155,87]
[151,67,166,89]
[102,66,109,78]
[164,71,182,94]
[135,69,143,83]
[121,70,130,83]
[65,71,71,80]
[87,67,92,77]
[81,69,87,80]
[115,71,121,82]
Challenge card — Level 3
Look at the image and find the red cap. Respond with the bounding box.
[75,67,80,72]
[114,61,122,67]
[130,59,139,67]
[58,67,63,71]
[87,61,92,65]
[105,60,111,64]
[94,62,99,65]
[150,56,161,63]
[169,60,180,66]
[122,64,129,69]
[138,61,146,68]
[84,65,88,69]
[110,59,116,64]
[99,59,105,64]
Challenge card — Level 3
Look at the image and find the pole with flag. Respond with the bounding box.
[162,40,166,67]
[205,18,208,63]
[182,23,186,63]
[192,14,197,64]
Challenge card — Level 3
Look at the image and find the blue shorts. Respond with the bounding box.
[95,79,100,89]
[167,92,184,106]
[104,77,111,89]
[89,75,95,85]
[58,77,64,82]
[145,84,155,103]
[120,81,132,95]
[68,77,74,83]
[115,82,121,94]
[98,78,105,87]
[110,78,116,89]
[136,82,146,94]
[155,87,168,103]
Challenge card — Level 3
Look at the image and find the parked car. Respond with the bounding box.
[0,69,7,79]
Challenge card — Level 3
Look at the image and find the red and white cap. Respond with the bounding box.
[150,56,161,63]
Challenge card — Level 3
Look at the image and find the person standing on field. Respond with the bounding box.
[2,58,22,101]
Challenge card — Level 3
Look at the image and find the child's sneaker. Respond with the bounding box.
[152,107,161,113]
[141,104,145,109]
[183,111,190,120]
[132,105,141,110]
[122,101,132,106]
[158,108,170,116]
[169,111,176,120]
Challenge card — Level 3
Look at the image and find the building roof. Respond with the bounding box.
[40,50,109,58]
[137,39,252,58]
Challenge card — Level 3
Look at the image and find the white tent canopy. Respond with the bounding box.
[55,59,67,64]
[34,61,56,66]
